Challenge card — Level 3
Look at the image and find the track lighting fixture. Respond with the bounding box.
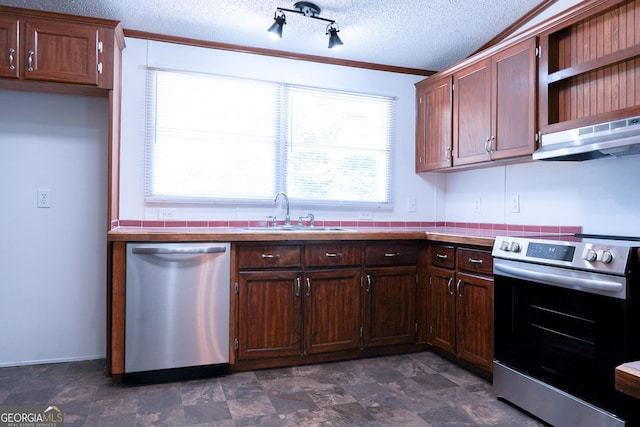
[267,1,344,49]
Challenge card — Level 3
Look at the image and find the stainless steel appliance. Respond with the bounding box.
[533,115,640,161]
[124,242,231,384]
[492,234,639,427]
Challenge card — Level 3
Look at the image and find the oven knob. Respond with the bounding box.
[500,240,510,251]
[597,250,613,264]
[582,248,597,262]
[508,241,521,252]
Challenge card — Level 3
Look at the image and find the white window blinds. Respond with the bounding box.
[285,86,393,205]
[145,69,394,207]
[145,70,281,202]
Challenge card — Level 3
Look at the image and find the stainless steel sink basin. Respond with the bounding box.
[241,226,346,232]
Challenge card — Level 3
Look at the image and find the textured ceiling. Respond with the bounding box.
[1,0,554,72]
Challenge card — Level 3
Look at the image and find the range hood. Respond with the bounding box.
[533,115,640,161]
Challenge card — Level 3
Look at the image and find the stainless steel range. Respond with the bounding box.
[492,234,640,427]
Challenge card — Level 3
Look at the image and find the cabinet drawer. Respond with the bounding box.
[430,245,455,269]
[365,242,418,266]
[237,245,301,269]
[457,247,493,275]
[304,244,361,267]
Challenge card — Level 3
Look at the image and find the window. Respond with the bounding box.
[145,69,394,207]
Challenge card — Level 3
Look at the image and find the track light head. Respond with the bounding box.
[326,23,343,49]
[267,11,286,39]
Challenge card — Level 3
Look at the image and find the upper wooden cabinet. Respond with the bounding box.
[0,16,19,79]
[538,0,640,134]
[416,37,538,172]
[453,37,538,167]
[0,7,124,89]
[415,75,452,172]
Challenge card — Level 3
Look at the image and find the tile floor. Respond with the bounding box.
[0,351,545,426]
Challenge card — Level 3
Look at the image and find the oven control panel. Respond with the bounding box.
[493,236,631,275]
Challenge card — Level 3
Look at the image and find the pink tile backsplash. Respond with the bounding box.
[111,218,582,235]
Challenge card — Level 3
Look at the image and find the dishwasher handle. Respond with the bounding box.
[132,246,227,255]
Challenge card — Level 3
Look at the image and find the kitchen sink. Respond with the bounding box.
[241,226,347,232]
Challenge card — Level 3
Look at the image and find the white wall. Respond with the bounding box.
[119,37,441,223]
[442,157,640,235]
[0,90,108,366]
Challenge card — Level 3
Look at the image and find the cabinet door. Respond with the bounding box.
[237,270,302,360]
[453,58,492,166]
[304,268,362,355]
[491,38,537,160]
[427,266,456,354]
[455,272,493,372]
[23,19,99,85]
[0,16,19,79]
[416,76,452,171]
[364,266,416,348]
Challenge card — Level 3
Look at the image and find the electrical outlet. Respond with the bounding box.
[511,194,521,213]
[407,197,416,213]
[473,197,481,213]
[358,211,373,220]
[158,208,177,220]
[37,189,51,208]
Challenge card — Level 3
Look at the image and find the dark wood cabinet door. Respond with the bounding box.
[427,266,456,354]
[304,268,362,355]
[455,272,493,372]
[453,58,492,166]
[416,76,452,171]
[0,16,19,79]
[237,270,302,360]
[23,19,99,85]
[364,266,416,348]
[492,37,537,160]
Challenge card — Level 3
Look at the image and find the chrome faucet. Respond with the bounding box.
[273,192,291,226]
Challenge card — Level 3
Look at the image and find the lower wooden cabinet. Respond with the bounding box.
[237,270,302,360]
[427,244,494,374]
[364,265,416,348]
[455,271,493,371]
[304,267,362,355]
[233,241,423,369]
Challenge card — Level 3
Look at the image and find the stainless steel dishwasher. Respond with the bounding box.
[124,242,230,384]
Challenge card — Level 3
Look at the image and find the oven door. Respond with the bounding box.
[494,259,630,418]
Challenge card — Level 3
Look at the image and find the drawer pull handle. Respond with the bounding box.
[261,254,280,260]
[436,253,448,259]
[306,277,311,297]
[468,258,483,264]
[295,277,301,297]
[27,50,35,72]
[366,274,372,293]
[456,279,463,297]
[8,48,15,70]
[325,252,342,258]
[446,277,454,295]
[384,252,400,257]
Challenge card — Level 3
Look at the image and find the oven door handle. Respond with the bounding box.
[494,263,624,293]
